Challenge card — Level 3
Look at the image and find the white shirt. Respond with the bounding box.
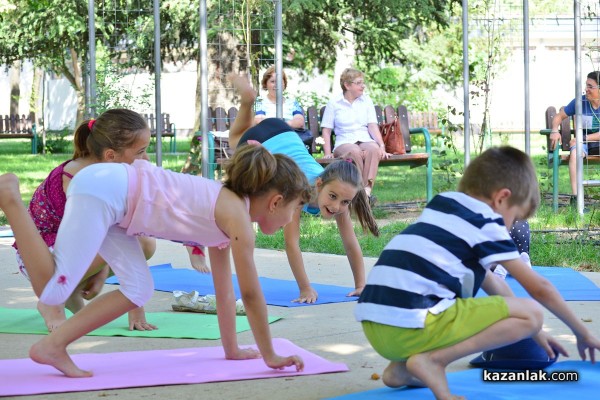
[321,94,377,148]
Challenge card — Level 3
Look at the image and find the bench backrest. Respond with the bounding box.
[306,104,416,153]
[0,113,35,134]
[545,106,571,151]
[144,113,173,134]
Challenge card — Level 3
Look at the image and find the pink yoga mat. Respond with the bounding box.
[0,338,348,396]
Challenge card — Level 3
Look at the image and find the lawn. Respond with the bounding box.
[2,132,600,271]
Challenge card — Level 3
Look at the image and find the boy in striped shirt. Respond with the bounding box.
[355,146,600,400]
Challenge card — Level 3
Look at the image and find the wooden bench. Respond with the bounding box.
[144,113,176,153]
[540,106,600,211]
[408,110,442,134]
[307,104,433,201]
[0,113,38,154]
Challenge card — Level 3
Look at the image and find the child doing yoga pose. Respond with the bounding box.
[0,144,311,377]
[227,74,379,303]
[13,109,156,332]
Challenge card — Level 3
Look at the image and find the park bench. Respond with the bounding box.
[540,105,600,211]
[202,105,433,202]
[144,113,176,153]
[0,113,38,154]
[307,104,433,201]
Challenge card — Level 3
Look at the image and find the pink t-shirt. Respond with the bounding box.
[119,160,239,249]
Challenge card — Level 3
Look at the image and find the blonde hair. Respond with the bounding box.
[224,145,312,204]
[457,146,540,219]
[340,68,364,93]
[261,66,288,91]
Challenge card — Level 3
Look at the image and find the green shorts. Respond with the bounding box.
[362,295,509,361]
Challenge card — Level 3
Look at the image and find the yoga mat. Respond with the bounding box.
[0,307,281,340]
[0,228,13,237]
[477,266,600,301]
[107,263,357,307]
[327,361,599,399]
[0,338,349,397]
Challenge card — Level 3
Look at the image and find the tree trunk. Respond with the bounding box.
[9,61,21,115]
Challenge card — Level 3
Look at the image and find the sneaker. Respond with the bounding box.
[520,252,532,269]
[171,290,246,315]
[491,264,508,279]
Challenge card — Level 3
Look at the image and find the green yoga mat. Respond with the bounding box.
[0,307,281,340]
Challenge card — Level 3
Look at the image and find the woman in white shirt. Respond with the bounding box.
[254,66,305,130]
[321,68,389,204]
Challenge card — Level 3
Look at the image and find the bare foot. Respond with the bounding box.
[228,73,257,106]
[37,301,67,332]
[407,353,462,400]
[0,173,23,209]
[30,337,92,377]
[382,361,425,388]
[185,245,210,273]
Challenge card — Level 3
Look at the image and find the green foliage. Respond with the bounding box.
[38,129,72,154]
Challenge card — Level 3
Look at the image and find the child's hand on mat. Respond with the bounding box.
[533,331,569,359]
[346,286,364,297]
[575,332,600,363]
[128,307,158,331]
[265,354,304,372]
[292,287,318,304]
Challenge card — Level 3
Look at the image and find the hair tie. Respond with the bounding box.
[88,119,96,130]
[345,158,353,163]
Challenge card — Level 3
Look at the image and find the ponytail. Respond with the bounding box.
[223,145,312,204]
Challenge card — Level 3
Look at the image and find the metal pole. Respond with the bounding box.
[87,0,96,118]
[153,0,163,166]
[200,0,210,178]
[523,0,530,154]
[275,0,283,118]
[462,0,470,165]
[574,0,583,214]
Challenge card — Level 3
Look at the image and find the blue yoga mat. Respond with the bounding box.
[327,361,599,399]
[0,229,13,238]
[106,263,357,307]
[477,266,600,301]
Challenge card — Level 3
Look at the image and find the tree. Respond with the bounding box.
[0,0,89,122]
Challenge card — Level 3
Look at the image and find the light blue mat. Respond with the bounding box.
[477,266,600,301]
[107,263,357,307]
[0,228,13,238]
[327,361,598,399]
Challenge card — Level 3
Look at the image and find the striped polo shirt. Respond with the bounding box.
[354,192,519,328]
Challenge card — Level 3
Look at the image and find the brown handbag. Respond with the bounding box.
[379,118,406,155]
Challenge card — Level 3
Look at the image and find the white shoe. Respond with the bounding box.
[492,265,508,279]
[520,252,532,268]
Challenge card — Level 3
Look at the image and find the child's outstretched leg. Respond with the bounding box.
[227,73,256,150]
[0,174,56,296]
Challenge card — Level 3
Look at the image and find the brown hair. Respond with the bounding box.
[73,109,148,160]
[319,159,379,236]
[457,146,540,219]
[261,65,288,91]
[340,68,364,93]
[223,145,312,204]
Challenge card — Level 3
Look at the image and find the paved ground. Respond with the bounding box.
[1,236,599,400]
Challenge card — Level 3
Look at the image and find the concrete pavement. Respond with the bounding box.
[1,236,599,399]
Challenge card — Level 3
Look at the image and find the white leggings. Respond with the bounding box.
[39,163,153,307]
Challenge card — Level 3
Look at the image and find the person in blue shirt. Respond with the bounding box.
[549,71,600,198]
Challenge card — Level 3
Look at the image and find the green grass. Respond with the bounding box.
[2,134,600,271]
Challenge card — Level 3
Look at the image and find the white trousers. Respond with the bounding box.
[39,163,153,307]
